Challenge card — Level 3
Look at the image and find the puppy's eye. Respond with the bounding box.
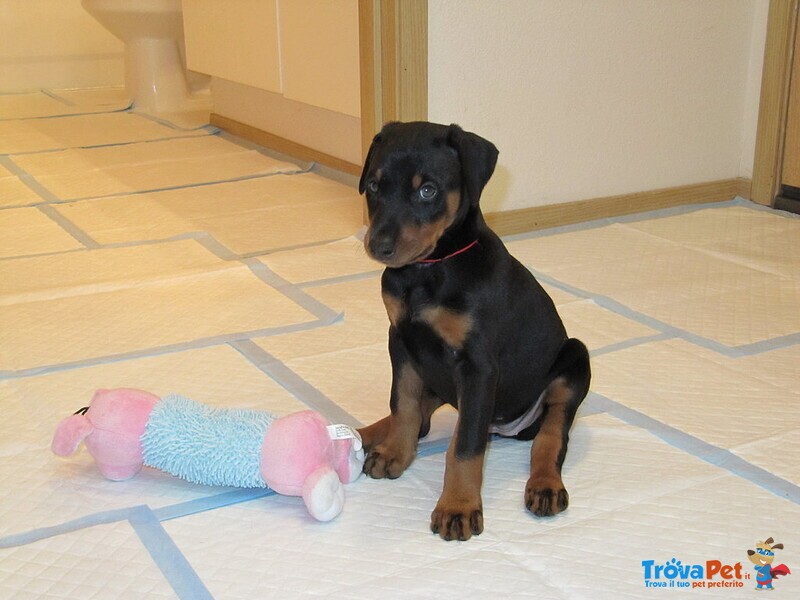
[367,180,379,193]
[418,183,438,200]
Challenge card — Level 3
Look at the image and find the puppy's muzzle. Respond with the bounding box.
[367,234,396,262]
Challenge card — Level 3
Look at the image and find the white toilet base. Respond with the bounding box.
[125,38,210,115]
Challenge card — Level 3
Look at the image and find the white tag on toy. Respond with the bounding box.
[327,424,363,451]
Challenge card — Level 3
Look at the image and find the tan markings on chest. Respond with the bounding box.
[419,306,473,349]
[382,291,406,327]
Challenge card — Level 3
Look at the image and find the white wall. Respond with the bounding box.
[428,0,769,213]
[740,1,770,179]
[0,0,124,93]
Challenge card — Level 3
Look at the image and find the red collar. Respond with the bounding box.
[417,239,480,264]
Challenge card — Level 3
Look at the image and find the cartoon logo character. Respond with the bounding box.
[747,537,791,590]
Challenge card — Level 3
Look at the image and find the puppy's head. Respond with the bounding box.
[359,121,498,268]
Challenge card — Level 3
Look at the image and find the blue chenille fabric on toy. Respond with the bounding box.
[141,394,276,488]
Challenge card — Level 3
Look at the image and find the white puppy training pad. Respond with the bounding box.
[111,413,792,600]
[256,278,391,427]
[623,206,800,293]
[0,519,178,599]
[0,206,84,258]
[11,136,303,202]
[0,88,131,121]
[2,198,799,597]
[55,174,363,256]
[0,161,40,208]
[558,299,659,352]
[593,338,800,486]
[0,346,307,543]
[254,266,663,428]
[263,236,380,285]
[0,239,318,374]
[507,206,800,350]
[0,345,305,456]
[0,112,208,155]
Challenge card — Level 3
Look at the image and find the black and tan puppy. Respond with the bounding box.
[358,121,590,541]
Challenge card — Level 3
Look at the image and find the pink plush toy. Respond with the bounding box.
[52,388,365,522]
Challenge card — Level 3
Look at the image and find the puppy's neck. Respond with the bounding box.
[426,206,486,262]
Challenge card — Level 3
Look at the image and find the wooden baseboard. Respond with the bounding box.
[200,120,756,236]
[210,113,363,177]
[485,178,753,236]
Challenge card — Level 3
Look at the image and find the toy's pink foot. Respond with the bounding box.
[335,439,366,484]
[97,463,142,481]
[302,468,345,522]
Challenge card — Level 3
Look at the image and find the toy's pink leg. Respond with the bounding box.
[302,467,345,522]
[334,439,365,484]
[96,461,143,481]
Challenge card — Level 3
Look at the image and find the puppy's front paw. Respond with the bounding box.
[430,501,483,541]
[525,477,569,517]
[363,444,414,479]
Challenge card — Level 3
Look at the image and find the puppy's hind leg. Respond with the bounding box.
[523,338,590,517]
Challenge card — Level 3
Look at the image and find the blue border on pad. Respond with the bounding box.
[506,198,800,358]
[586,393,800,504]
[128,506,215,600]
[0,505,213,600]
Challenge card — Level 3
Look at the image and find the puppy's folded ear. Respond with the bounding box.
[447,124,499,206]
[359,132,382,194]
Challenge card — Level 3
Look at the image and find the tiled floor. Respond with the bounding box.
[1,95,798,599]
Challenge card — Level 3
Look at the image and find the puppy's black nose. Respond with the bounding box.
[370,236,396,260]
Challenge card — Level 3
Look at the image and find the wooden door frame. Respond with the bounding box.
[359,0,428,162]
[752,0,799,205]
